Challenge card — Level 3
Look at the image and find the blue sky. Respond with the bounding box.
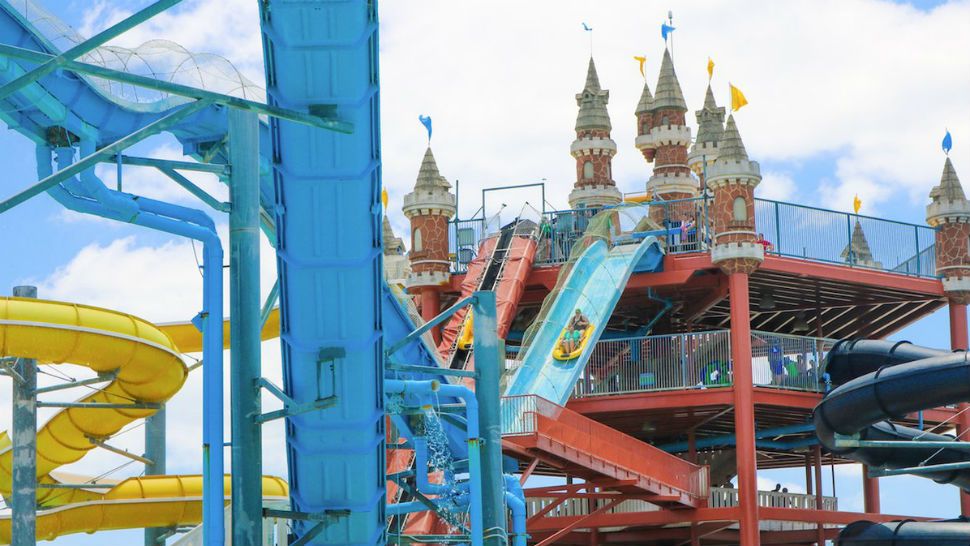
[0,0,968,544]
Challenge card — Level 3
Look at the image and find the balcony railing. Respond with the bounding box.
[447,196,938,278]
[755,198,937,278]
[543,329,837,399]
[525,487,838,530]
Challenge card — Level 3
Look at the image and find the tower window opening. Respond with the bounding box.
[583,161,594,180]
[732,197,748,222]
[413,227,423,252]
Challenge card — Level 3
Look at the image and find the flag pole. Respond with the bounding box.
[668,10,674,58]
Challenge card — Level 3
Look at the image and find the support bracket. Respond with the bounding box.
[255,347,343,424]
[87,436,155,465]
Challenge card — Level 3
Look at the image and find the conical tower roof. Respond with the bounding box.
[929,157,966,203]
[717,115,748,161]
[413,147,451,190]
[383,215,405,256]
[841,219,877,264]
[575,57,612,131]
[635,79,653,115]
[694,85,726,146]
[651,49,687,111]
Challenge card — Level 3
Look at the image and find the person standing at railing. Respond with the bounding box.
[768,342,785,385]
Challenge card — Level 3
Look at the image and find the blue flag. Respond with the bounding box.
[943,130,953,155]
[661,23,676,41]
[418,115,432,141]
[582,22,592,31]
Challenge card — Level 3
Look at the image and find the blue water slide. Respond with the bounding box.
[257,2,388,544]
[504,236,664,405]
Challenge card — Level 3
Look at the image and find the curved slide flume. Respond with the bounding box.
[0,296,288,544]
[505,236,664,405]
[813,339,970,544]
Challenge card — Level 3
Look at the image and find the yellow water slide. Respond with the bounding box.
[0,297,287,543]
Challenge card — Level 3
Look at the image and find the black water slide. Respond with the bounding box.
[813,339,970,544]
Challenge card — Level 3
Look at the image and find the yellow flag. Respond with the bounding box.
[853,194,862,214]
[381,187,388,209]
[707,57,715,80]
[633,55,646,77]
[730,83,748,112]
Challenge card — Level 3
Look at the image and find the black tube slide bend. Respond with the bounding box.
[814,340,970,544]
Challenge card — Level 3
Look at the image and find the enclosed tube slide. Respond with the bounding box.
[813,339,970,544]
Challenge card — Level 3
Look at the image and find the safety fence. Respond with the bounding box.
[525,487,838,529]
[449,197,938,278]
[562,329,834,398]
[754,198,937,278]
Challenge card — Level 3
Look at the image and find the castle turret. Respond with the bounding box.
[403,147,456,336]
[688,85,726,191]
[927,157,970,303]
[708,115,763,274]
[634,76,655,162]
[569,58,622,208]
[383,215,410,286]
[644,49,697,200]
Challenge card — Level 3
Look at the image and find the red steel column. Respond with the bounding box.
[950,302,970,516]
[421,287,442,344]
[862,468,880,514]
[813,446,825,546]
[729,272,759,546]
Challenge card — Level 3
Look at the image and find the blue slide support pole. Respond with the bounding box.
[472,291,508,546]
[229,108,263,546]
[39,143,225,546]
[10,285,37,546]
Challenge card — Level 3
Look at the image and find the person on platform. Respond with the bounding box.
[562,308,590,355]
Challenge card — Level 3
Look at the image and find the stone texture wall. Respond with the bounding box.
[652,109,686,127]
[719,257,763,275]
[712,184,756,244]
[637,112,655,161]
[409,214,450,274]
[937,222,970,278]
[574,128,615,189]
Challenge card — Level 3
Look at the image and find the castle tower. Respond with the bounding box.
[926,157,970,303]
[644,49,697,201]
[634,75,655,163]
[383,215,410,286]
[708,115,763,275]
[568,58,622,208]
[403,147,456,336]
[841,220,882,269]
[688,85,726,191]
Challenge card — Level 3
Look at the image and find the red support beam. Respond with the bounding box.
[813,445,825,546]
[728,272,760,546]
[760,255,944,296]
[420,286,442,344]
[950,301,970,517]
[863,467,880,514]
[534,499,621,546]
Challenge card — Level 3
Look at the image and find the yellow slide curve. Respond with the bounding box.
[0,297,287,543]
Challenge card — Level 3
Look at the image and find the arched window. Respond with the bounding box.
[661,115,670,125]
[413,227,423,252]
[732,197,748,222]
[583,161,594,180]
[642,122,650,135]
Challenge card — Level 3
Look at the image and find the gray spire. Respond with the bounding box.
[717,115,748,161]
[575,57,612,131]
[414,147,451,190]
[930,157,966,202]
[383,215,405,256]
[841,219,878,266]
[651,49,687,111]
[694,85,726,145]
[635,79,653,115]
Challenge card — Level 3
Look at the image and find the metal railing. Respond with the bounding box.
[450,197,713,272]
[525,487,838,528]
[564,329,833,398]
[751,331,834,391]
[755,198,937,278]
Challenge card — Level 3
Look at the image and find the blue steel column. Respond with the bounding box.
[257,1,385,544]
[229,108,262,545]
[11,285,37,546]
[144,407,167,546]
[472,291,507,546]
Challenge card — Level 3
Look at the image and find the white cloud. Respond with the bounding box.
[759,171,798,202]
